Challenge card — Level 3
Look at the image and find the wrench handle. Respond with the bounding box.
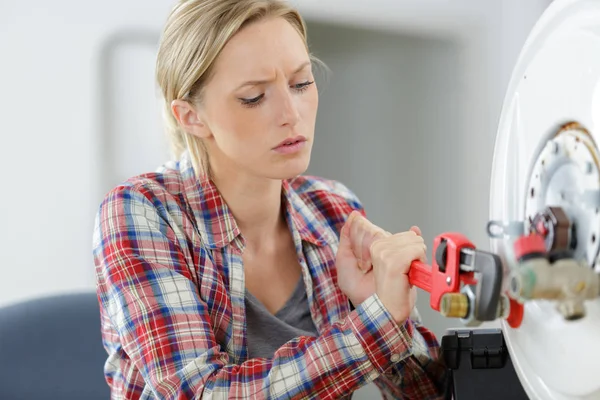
[408,260,432,293]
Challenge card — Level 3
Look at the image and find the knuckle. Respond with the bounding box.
[372,231,385,242]
[370,239,383,254]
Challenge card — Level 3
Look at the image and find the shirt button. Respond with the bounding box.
[391,354,401,363]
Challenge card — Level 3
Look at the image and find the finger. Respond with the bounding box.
[410,225,422,236]
[398,243,429,274]
[344,211,364,257]
[360,228,388,270]
[338,213,361,262]
[390,231,425,246]
[369,232,424,260]
[354,217,372,267]
[420,244,427,262]
[341,210,362,242]
[350,214,386,269]
[352,213,387,238]
[340,217,351,240]
[369,235,386,260]
[350,217,370,269]
[346,210,360,229]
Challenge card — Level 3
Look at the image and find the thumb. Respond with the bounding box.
[338,211,357,253]
[340,211,359,241]
[409,225,428,262]
[339,211,375,273]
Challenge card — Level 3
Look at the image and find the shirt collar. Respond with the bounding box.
[281,179,330,247]
[179,152,329,250]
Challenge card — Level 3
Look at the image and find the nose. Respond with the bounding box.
[278,89,300,128]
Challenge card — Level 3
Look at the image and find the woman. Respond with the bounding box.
[92,0,447,398]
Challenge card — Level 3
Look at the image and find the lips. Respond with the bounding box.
[274,135,307,149]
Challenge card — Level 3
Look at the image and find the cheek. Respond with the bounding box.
[211,104,271,154]
[299,90,319,122]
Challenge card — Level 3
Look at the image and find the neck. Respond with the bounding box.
[211,168,287,252]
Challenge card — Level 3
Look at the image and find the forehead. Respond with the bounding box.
[212,17,309,80]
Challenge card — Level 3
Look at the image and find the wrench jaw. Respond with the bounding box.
[425,234,506,326]
[443,285,511,327]
[423,233,477,314]
[439,286,483,327]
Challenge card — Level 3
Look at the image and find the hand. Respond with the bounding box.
[370,230,427,325]
[336,211,388,307]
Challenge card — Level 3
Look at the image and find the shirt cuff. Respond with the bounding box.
[348,294,414,374]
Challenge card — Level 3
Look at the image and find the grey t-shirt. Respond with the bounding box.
[245,278,318,359]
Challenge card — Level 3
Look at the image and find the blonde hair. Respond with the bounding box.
[156,0,317,178]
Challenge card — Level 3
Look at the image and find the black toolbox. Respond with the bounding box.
[441,328,529,399]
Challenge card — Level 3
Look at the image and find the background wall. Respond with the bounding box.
[0,0,552,397]
[305,22,466,334]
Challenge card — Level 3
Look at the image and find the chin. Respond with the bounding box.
[266,154,311,180]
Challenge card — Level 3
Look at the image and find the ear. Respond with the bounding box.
[171,99,212,139]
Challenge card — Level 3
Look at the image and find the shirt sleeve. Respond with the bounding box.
[372,317,449,399]
[316,179,449,399]
[93,184,425,399]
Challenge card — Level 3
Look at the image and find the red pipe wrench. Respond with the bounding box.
[408,232,517,324]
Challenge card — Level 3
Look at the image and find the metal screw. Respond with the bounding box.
[585,161,594,174]
[446,276,452,286]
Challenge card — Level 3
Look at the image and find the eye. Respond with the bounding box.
[238,80,314,109]
[292,80,315,92]
[239,93,264,108]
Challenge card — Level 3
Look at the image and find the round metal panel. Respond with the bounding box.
[489,0,600,398]
[524,124,600,265]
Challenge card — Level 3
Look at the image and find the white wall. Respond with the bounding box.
[1,0,549,360]
[0,1,174,307]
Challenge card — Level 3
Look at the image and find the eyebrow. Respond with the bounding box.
[235,61,312,90]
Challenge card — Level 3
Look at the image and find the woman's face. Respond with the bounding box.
[195,17,318,180]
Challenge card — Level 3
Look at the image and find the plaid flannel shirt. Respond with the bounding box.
[93,152,447,399]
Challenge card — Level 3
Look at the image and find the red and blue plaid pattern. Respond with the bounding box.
[93,152,447,399]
